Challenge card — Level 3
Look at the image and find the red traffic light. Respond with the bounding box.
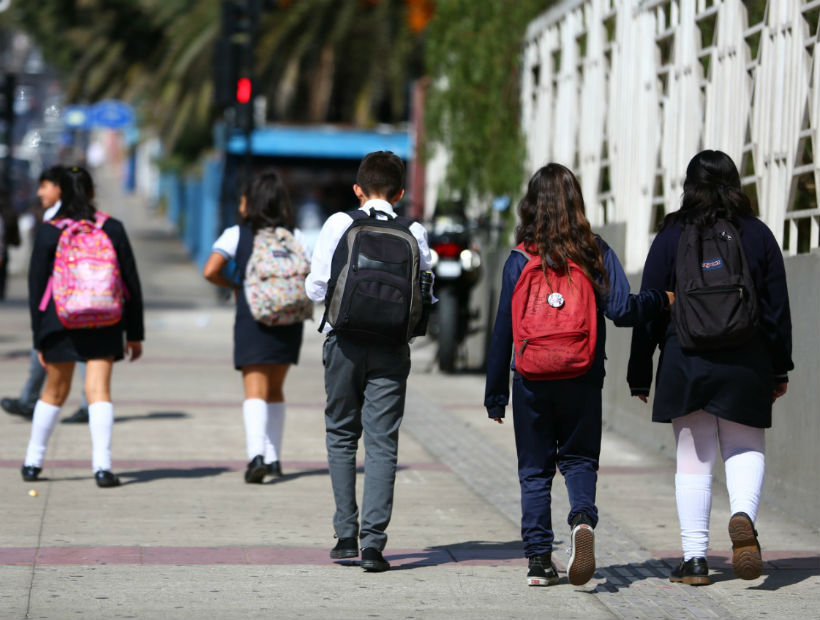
[236,77,252,104]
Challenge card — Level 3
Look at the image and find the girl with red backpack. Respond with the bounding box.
[203,169,311,484]
[484,164,671,587]
[23,166,144,488]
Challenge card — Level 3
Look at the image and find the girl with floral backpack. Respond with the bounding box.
[203,169,312,484]
[23,166,144,488]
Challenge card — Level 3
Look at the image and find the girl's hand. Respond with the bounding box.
[772,382,787,403]
[491,417,504,424]
[634,394,648,403]
[37,350,45,368]
[125,341,142,362]
[666,291,675,306]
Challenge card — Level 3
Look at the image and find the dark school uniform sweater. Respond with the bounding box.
[28,215,144,351]
[627,215,793,428]
[484,237,669,419]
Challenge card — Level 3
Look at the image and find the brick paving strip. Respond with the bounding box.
[402,388,737,620]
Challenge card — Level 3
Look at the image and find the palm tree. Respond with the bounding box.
[3,0,428,164]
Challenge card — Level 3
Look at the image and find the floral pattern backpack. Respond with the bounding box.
[244,227,313,326]
[39,212,127,329]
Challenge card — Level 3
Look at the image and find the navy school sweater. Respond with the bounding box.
[484,237,669,418]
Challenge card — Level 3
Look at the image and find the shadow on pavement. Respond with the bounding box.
[334,540,524,570]
[118,466,230,485]
[114,411,190,423]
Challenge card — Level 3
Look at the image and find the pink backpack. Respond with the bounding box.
[39,212,127,329]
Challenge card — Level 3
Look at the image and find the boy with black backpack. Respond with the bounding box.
[306,151,433,572]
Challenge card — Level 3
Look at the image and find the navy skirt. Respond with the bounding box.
[652,330,774,428]
[41,327,126,363]
[233,314,303,370]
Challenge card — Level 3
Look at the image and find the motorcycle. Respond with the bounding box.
[428,213,482,373]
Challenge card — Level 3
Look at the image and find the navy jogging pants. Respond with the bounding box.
[511,373,601,557]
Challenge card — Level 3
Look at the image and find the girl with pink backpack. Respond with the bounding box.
[23,166,144,488]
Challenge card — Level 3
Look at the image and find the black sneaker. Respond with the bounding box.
[244,455,267,484]
[360,547,390,572]
[61,407,89,424]
[567,513,596,586]
[330,537,359,559]
[266,461,282,479]
[21,465,41,482]
[728,512,763,580]
[3,398,34,419]
[94,470,121,488]
[527,553,559,586]
[669,557,710,585]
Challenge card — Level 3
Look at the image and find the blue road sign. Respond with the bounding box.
[91,100,134,129]
[64,105,90,129]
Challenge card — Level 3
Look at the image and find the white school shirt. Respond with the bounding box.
[43,200,62,222]
[211,225,310,261]
[305,199,434,334]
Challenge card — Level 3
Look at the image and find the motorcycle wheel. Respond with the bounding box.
[437,287,459,373]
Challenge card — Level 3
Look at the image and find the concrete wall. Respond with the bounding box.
[473,224,820,530]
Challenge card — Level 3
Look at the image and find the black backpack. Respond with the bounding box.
[673,218,759,351]
[320,208,425,345]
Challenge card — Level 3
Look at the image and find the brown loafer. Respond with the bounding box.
[728,512,763,580]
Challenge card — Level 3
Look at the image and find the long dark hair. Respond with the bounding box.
[241,169,293,232]
[515,163,607,293]
[56,166,96,220]
[662,150,754,230]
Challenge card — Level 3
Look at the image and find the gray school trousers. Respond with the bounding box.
[322,332,411,551]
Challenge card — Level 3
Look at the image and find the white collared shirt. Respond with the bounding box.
[306,199,434,333]
[43,200,62,222]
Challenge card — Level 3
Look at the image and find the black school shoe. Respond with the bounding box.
[244,455,267,484]
[266,461,282,479]
[61,407,89,424]
[3,398,34,419]
[669,557,710,585]
[728,512,763,580]
[360,547,390,572]
[21,465,41,482]
[527,553,559,586]
[95,470,121,488]
[330,537,359,559]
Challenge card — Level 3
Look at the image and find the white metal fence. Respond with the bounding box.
[521,0,819,271]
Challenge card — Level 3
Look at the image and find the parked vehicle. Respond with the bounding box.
[428,208,481,373]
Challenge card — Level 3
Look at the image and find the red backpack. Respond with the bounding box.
[510,243,598,380]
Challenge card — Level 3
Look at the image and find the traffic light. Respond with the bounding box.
[214,0,258,133]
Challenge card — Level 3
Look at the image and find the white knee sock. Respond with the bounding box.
[264,402,285,464]
[243,398,267,460]
[24,401,61,467]
[725,451,765,521]
[676,473,713,560]
[88,402,114,472]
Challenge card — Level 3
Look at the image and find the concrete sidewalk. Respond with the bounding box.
[0,171,817,619]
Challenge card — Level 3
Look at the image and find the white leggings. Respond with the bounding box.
[672,410,765,560]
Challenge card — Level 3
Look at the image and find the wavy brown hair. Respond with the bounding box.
[515,163,608,294]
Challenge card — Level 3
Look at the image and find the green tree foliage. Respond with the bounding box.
[3,0,424,165]
[424,0,552,202]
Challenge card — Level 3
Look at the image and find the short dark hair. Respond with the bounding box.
[241,168,293,232]
[39,165,65,185]
[355,151,405,199]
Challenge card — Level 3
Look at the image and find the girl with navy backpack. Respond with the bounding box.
[203,169,311,484]
[23,166,144,488]
[484,163,671,587]
[627,150,793,585]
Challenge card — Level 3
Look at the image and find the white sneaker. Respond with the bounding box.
[566,523,596,586]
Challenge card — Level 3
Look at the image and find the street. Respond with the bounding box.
[0,172,817,620]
